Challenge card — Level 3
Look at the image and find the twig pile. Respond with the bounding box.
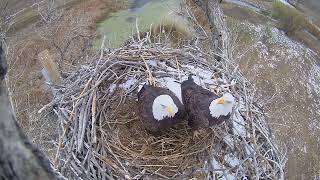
[51,36,286,179]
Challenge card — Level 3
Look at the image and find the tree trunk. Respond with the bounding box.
[193,0,231,61]
[0,46,59,180]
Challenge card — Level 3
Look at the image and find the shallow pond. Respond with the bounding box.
[94,0,189,48]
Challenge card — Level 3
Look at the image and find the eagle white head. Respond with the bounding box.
[152,95,178,121]
[209,93,235,118]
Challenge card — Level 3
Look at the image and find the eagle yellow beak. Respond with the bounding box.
[217,97,225,104]
[166,104,175,116]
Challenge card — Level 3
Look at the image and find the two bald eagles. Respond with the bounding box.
[138,75,235,134]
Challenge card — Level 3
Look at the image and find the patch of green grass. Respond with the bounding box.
[271,2,305,35]
[261,9,271,17]
[94,0,188,49]
[221,3,238,9]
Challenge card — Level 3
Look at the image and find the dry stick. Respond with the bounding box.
[99,36,106,60]
[147,23,153,44]
[59,64,122,105]
[94,152,131,179]
[54,78,92,167]
[141,55,155,85]
[77,94,92,152]
[136,18,141,42]
[38,100,55,114]
[175,56,182,82]
[243,83,259,179]
[98,111,109,179]
[91,91,97,144]
[185,2,208,38]
[105,140,132,179]
[77,99,85,151]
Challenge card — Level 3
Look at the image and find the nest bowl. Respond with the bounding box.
[51,38,285,179]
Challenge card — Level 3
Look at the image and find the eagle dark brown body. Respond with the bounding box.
[137,85,185,134]
[181,76,230,129]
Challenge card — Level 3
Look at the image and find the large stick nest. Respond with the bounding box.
[50,35,286,179]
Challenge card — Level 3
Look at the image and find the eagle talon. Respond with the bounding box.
[192,129,204,140]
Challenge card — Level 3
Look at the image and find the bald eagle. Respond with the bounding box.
[181,76,235,129]
[137,84,185,134]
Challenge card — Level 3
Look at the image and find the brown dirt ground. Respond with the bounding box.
[228,18,320,179]
[6,0,128,160]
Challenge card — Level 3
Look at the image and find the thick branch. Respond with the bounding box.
[0,45,58,180]
[193,0,231,61]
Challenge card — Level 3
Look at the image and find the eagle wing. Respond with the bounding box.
[181,77,215,129]
[137,85,159,132]
[181,77,231,128]
[186,92,210,129]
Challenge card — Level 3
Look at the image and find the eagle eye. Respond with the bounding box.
[160,104,166,108]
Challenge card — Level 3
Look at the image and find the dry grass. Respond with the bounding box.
[272,2,305,35]
[4,0,128,160]
[304,18,320,40]
[228,18,320,179]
